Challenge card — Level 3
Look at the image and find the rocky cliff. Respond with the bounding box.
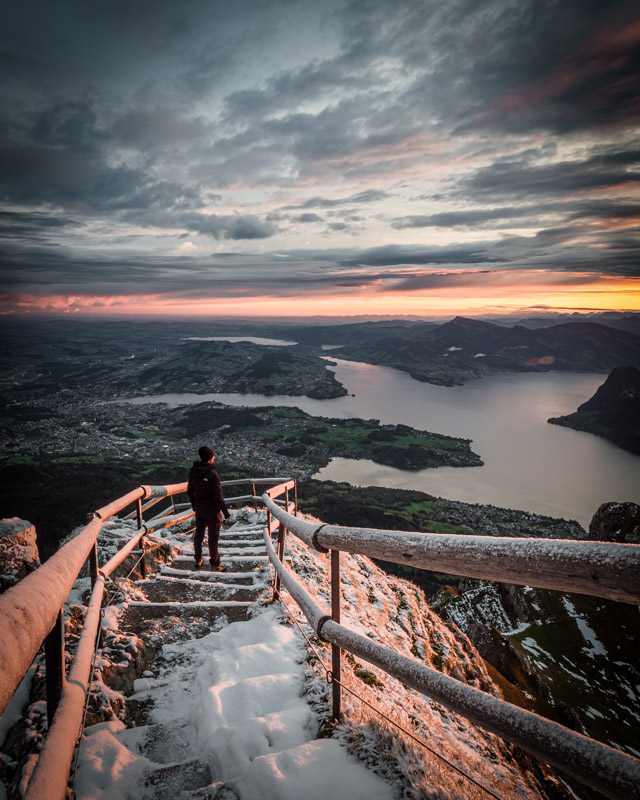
[548,365,640,453]
[0,518,40,593]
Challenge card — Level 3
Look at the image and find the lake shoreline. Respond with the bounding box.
[111,363,640,528]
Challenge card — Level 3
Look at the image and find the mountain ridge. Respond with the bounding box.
[334,317,640,386]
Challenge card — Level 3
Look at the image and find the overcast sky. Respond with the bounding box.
[1,0,639,318]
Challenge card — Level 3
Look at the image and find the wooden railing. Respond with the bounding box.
[0,477,290,800]
[259,485,640,800]
[1,477,639,800]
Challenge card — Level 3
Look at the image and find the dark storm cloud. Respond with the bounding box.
[291,213,324,223]
[339,244,507,268]
[0,211,80,239]
[0,138,178,211]
[392,201,640,230]
[463,145,640,200]
[284,190,390,210]
[392,207,540,230]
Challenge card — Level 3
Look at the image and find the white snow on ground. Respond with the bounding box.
[74,607,396,800]
[0,666,36,750]
[502,621,530,636]
[560,598,608,658]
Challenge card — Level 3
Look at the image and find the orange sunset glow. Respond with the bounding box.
[5,272,639,319]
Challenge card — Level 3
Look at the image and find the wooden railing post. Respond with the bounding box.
[331,549,342,721]
[272,512,288,602]
[277,526,286,566]
[136,497,147,578]
[285,487,290,513]
[139,531,147,579]
[89,541,99,588]
[252,482,257,510]
[294,481,298,516]
[44,609,65,728]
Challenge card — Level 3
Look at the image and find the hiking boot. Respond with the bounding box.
[212,563,227,572]
[194,557,203,569]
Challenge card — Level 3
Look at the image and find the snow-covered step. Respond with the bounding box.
[117,717,197,764]
[220,530,266,540]
[160,565,258,584]
[76,607,396,800]
[134,578,262,604]
[142,758,213,800]
[171,555,269,571]
[219,539,265,550]
[215,546,266,556]
[120,600,253,629]
[129,600,254,610]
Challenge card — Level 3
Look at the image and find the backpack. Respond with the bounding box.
[191,472,213,500]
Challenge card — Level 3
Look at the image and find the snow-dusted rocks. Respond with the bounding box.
[0,518,39,592]
[588,501,640,544]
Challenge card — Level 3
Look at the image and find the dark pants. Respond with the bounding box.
[194,511,222,565]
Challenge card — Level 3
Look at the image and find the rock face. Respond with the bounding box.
[432,576,640,755]
[588,501,640,543]
[548,365,640,453]
[0,518,40,593]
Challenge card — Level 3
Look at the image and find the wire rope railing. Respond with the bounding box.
[268,553,505,800]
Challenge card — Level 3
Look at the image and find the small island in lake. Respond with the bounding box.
[548,365,640,454]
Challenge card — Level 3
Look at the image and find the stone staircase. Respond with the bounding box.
[110,516,273,798]
[121,521,270,631]
[76,511,395,800]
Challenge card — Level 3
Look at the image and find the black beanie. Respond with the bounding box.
[198,446,214,462]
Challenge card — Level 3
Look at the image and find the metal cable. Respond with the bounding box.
[69,611,105,793]
[272,583,504,800]
[102,537,163,607]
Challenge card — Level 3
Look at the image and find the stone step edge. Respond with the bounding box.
[160,567,259,579]
[136,577,267,590]
[128,600,255,608]
[173,553,269,563]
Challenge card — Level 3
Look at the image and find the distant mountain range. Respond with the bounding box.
[3,314,640,394]
[489,311,640,335]
[330,316,640,386]
[549,365,640,454]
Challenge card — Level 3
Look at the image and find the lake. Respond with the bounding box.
[119,359,640,527]
[182,336,297,346]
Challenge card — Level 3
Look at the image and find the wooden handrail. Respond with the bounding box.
[0,515,103,715]
[261,495,640,800]
[262,495,640,604]
[24,575,106,800]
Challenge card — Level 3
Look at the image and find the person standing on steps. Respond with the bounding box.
[187,446,230,571]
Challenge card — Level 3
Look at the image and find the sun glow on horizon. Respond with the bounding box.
[3,271,639,320]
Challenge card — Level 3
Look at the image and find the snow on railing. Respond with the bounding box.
[261,495,640,604]
[0,476,286,800]
[260,486,640,800]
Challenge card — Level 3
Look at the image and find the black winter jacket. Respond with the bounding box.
[187,461,230,520]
